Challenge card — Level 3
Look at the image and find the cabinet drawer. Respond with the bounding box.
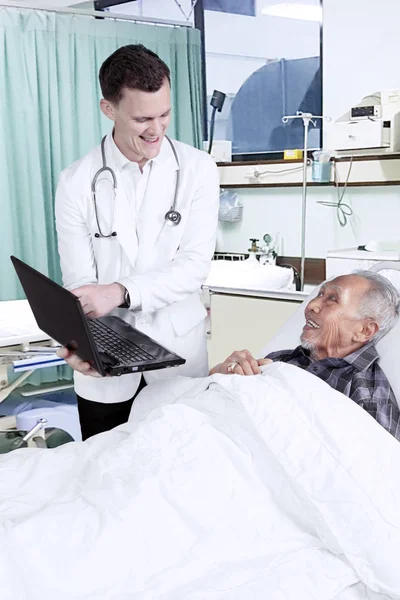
[207,293,301,368]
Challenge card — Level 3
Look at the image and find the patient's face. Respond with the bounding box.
[301,275,375,360]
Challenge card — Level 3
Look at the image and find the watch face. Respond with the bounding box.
[124,289,130,308]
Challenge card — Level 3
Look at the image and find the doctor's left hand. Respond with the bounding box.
[56,347,102,377]
[71,283,125,319]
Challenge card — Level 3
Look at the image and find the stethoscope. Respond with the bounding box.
[92,135,182,238]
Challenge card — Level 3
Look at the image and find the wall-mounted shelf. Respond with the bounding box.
[219,182,331,189]
[217,154,400,188]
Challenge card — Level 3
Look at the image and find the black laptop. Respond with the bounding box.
[11,256,186,377]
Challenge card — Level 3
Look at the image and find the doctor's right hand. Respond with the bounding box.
[71,283,126,319]
[56,347,102,378]
[209,349,272,376]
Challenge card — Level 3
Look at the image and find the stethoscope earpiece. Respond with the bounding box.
[92,135,181,238]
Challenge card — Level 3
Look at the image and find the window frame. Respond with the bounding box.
[194,0,323,162]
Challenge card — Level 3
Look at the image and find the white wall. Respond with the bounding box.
[217,0,400,259]
[216,185,400,258]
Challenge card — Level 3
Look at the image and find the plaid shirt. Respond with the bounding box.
[266,342,400,441]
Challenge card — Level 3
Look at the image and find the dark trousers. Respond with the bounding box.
[77,375,147,441]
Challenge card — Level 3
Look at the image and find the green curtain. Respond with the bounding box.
[0,6,203,385]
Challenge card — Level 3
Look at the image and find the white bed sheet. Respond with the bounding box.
[0,364,399,600]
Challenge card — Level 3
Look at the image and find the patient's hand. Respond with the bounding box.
[56,347,102,378]
[209,349,272,376]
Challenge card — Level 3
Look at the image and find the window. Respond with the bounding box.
[104,1,196,24]
[203,0,255,17]
[199,0,322,158]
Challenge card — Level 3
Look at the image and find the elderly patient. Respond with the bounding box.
[210,271,400,441]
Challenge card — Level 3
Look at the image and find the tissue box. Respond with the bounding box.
[203,140,232,163]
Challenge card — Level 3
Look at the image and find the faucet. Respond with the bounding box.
[248,238,260,253]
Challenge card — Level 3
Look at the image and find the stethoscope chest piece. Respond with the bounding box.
[165,209,182,226]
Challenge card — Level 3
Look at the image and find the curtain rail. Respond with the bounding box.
[0,0,193,27]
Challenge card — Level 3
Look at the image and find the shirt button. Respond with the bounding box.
[311,365,319,372]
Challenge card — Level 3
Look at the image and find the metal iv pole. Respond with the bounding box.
[281,112,331,291]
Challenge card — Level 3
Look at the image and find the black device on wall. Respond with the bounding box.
[208,89,226,154]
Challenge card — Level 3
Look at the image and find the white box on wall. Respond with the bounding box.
[326,248,400,279]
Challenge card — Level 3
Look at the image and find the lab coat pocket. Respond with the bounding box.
[168,293,207,338]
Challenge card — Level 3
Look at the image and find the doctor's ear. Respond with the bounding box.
[100,99,116,121]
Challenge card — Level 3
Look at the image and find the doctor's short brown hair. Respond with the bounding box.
[99,44,171,105]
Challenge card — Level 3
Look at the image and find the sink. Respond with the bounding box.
[205,260,294,291]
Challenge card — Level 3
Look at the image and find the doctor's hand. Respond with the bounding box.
[71,283,125,319]
[209,349,272,376]
[56,347,102,378]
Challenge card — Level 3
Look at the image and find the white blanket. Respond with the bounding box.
[0,363,399,600]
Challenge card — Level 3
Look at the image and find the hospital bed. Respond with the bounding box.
[1,264,400,599]
[0,300,81,449]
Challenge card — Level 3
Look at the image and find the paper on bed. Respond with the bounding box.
[0,364,399,599]
[0,300,49,347]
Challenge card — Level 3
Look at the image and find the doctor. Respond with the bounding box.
[55,44,219,440]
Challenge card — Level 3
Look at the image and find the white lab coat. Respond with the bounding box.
[55,134,219,403]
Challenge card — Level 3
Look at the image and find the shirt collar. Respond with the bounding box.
[292,341,379,370]
[107,132,176,173]
[342,341,379,370]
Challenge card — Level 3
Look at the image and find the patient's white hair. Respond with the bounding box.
[354,270,400,342]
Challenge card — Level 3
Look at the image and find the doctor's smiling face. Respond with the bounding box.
[100,78,171,169]
[98,44,172,169]
[300,275,379,360]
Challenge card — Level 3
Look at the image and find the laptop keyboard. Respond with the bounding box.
[88,319,155,364]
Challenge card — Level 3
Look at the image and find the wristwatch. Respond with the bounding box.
[119,286,131,309]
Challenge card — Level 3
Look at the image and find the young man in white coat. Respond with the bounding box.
[55,44,219,440]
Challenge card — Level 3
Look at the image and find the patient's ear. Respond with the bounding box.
[353,318,379,343]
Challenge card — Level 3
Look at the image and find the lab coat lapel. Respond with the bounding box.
[113,183,139,265]
[135,144,179,271]
[102,135,139,266]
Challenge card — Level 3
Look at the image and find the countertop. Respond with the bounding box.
[202,284,316,302]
